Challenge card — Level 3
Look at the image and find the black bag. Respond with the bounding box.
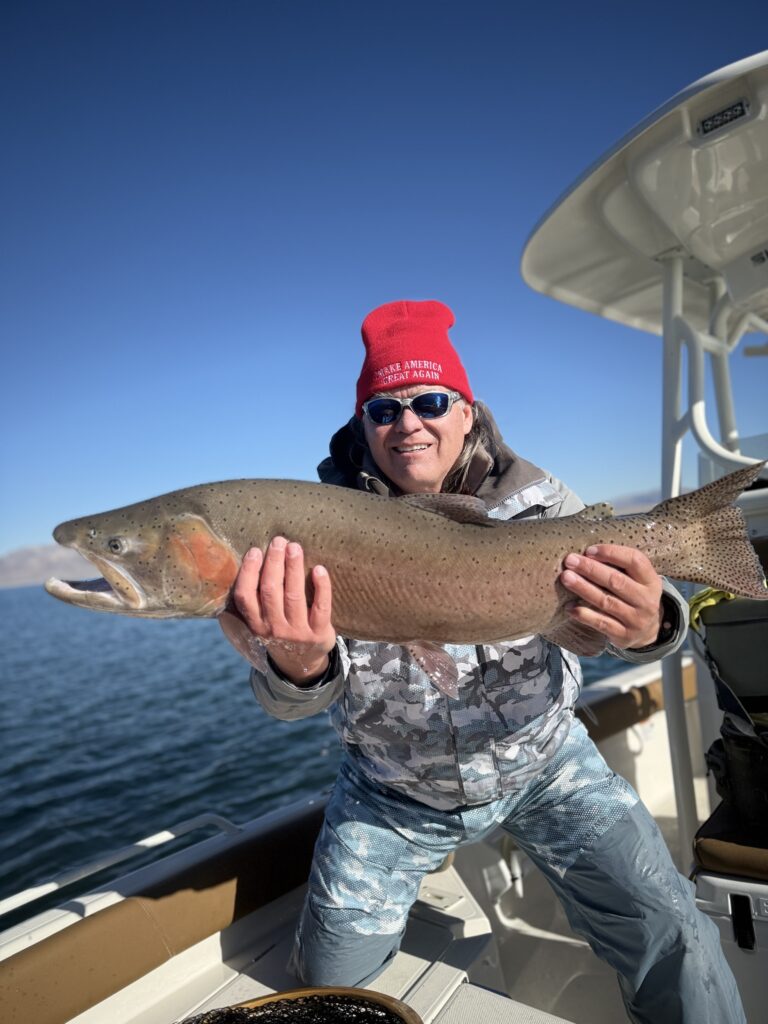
[705,732,768,822]
[695,605,768,824]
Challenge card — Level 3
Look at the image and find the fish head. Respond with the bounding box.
[45,501,240,618]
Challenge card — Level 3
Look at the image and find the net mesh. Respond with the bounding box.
[184,993,408,1024]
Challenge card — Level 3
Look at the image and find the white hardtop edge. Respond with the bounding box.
[522,49,768,334]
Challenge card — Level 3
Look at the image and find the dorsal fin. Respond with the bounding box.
[398,492,495,526]
[574,501,615,521]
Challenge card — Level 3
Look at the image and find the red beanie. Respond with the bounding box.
[355,300,474,417]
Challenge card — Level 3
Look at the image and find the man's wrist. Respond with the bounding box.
[626,597,676,651]
[267,647,333,687]
[655,610,675,646]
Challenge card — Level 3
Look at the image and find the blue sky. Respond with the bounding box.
[2,0,765,554]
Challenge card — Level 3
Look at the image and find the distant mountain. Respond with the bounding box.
[609,488,662,515]
[0,546,96,589]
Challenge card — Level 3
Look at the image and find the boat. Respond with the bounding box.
[2,50,767,1024]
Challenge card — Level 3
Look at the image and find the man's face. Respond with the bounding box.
[362,386,473,494]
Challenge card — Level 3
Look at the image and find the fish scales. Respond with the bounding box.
[45,465,767,661]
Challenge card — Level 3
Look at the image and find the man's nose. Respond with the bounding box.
[396,407,422,431]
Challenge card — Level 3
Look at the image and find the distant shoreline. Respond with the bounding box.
[0,545,95,589]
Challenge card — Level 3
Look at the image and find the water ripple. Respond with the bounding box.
[0,587,339,912]
[0,586,623,919]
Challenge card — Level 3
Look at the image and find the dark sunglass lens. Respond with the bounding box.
[366,398,402,425]
[412,392,450,418]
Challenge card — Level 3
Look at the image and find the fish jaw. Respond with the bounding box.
[45,515,166,615]
[44,551,153,615]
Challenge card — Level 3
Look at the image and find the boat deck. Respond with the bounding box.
[59,773,711,1024]
[3,660,734,1024]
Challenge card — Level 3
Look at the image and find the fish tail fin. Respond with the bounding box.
[651,461,767,599]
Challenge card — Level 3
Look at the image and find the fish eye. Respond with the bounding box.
[107,537,125,554]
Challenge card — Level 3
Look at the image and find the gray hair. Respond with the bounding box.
[442,399,497,494]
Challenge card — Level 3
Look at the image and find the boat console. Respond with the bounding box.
[523,50,768,1021]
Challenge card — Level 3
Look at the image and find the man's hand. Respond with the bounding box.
[559,544,665,650]
[219,537,336,685]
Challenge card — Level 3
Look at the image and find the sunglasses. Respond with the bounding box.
[362,391,462,426]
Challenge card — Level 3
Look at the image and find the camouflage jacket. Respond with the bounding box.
[251,407,688,810]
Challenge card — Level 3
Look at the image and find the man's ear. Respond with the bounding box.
[462,401,474,436]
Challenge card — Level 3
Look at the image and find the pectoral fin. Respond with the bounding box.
[405,641,460,699]
[542,620,607,658]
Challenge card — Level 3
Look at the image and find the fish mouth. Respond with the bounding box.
[45,555,147,613]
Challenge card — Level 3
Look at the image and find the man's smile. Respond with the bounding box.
[393,444,431,454]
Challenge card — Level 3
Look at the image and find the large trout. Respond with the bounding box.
[46,463,766,693]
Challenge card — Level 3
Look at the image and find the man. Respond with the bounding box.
[221,300,745,1023]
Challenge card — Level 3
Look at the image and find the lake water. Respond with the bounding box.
[0,586,626,924]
